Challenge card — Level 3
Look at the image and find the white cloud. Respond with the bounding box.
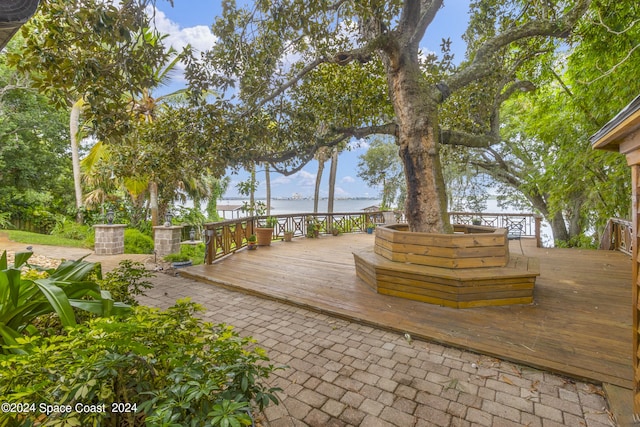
[273,170,317,188]
[334,187,350,197]
[341,176,356,183]
[152,8,217,53]
[148,7,217,87]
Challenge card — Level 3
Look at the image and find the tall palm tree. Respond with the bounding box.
[313,147,330,213]
[327,147,339,214]
[127,51,186,226]
[81,50,188,227]
[264,163,271,216]
[69,98,86,222]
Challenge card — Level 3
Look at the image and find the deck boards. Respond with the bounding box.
[181,233,633,389]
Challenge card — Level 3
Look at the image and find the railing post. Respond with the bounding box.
[534,215,542,248]
[205,227,214,265]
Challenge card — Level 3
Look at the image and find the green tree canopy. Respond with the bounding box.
[184,0,592,233]
[0,42,72,223]
[10,0,172,142]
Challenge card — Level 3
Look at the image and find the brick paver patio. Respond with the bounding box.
[138,272,614,427]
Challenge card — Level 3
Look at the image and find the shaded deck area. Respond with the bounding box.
[182,233,633,390]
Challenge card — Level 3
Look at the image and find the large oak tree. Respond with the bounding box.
[188,0,592,233]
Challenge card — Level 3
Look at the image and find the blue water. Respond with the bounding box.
[217,197,516,215]
[216,198,553,246]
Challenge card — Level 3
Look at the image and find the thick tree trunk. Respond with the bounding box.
[549,210,570,243]
[384,51,450,233]
[398,123,450,233]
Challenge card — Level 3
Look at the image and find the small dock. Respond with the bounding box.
[182,233,632,389]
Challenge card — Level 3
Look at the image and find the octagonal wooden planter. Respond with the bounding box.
[353,224,538,308]
[374,223,509,269]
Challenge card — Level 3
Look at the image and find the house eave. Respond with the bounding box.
[0,0,40,51]
[590,95,640,153]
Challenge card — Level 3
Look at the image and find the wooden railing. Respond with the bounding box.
[203,211,543,264]
[599,218,632,255]
[203,212,383,264]
[448,212,543,247]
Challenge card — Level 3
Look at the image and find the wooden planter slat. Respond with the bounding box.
[354,224,539,309]
[374,223,509,268]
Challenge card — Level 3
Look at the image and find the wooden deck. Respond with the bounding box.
[181,233,633,389]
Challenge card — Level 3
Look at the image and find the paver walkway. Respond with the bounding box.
[138,272,614,427]
[0,234,617,426]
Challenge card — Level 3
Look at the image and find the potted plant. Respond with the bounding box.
[366,222,376,234]
[306,216,320,238]
[256,216,277,246]
[164,253,193,268]
[247,234,257,250]
[283,230,294,242]
[331,225,343,236]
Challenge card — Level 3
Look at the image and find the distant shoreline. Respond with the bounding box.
[219,197,380,201]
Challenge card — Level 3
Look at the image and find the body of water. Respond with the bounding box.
[217,197,523,216]
[215,198,553,246]
[218,199,383,215]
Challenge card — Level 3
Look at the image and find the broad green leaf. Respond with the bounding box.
[48,257,96,283]
[13,251,33,268]
[34,280,76,327]
[0,322,27,354]
[69,300,130,316]
[4,269,23,309]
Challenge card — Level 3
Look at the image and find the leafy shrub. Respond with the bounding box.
[164,252,191,262]
[0,251,130,352]
[124,228,154,254]
[50,216,94,244]
[97,259,153,306]
[174,206,207,228]
[0,212,12,229]
[163,242,206,265]
[0,299,282,426]
[306,216,322,238]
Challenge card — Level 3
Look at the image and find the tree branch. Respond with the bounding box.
[243,42,377,116]
[242,56,329,116]
[441,130,498,148]
[445,0,591,95]
[333,123,398,139]
[253,123,398,175]
[409,0,443,48]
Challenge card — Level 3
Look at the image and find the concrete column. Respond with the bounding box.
[93,224,126,255]
[153,226,183,257]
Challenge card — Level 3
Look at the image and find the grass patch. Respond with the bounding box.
[3,230,91,248]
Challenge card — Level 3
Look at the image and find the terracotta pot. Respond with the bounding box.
[255,227,274,246]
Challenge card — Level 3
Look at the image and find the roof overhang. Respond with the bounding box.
[0,0,40,52]
[590,95,640,155]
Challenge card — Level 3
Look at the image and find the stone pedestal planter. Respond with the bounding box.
[153,226,183,257]
[94,224,126,255]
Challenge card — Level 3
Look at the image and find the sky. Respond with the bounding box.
[152,1,471,200]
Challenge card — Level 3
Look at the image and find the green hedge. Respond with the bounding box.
[0,299,281,426]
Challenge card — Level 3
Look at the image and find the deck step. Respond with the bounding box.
[353,247,539,309]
